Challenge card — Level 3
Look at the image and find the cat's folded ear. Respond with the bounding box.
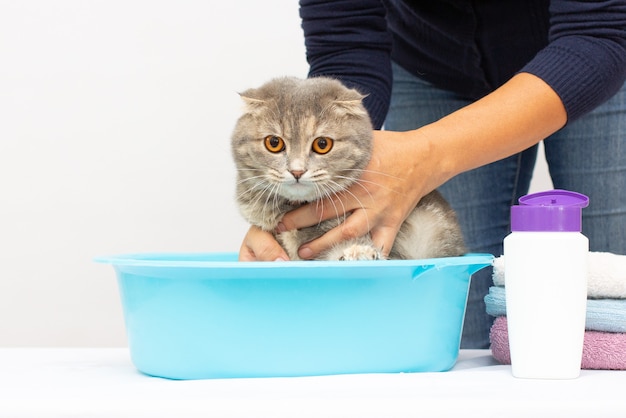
[329,84,369,118]
[238,90,268,116]
[331,97,369,119]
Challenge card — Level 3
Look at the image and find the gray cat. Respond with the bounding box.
[231,76,466,260]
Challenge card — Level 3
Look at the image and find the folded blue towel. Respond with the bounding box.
[484,286,626,333]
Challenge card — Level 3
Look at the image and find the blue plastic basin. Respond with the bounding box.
[95,252,493,379]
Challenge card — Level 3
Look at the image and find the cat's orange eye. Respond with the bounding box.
[264,135,285,153]
[312,137,334,154]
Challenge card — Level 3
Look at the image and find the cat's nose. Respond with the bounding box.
[290,170,305,180]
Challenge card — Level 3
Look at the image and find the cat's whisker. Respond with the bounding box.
[336,174,404,197]
[345,179,376,203]
[236,185,261,201]
[344,168,406,182]
[271,184,283,212]
[327,185,349,222]
[312,183,329,225]
[321,181,355,225]
[251,183,276,212]
[333,175,376,201]
[316,184,347,226]
[256,183,281,225]
[326,180,372,233]
[261,185,274,222]
[236,178,273,200]
[236,175,268,186]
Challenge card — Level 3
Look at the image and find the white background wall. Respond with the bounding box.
[0,0,552,347]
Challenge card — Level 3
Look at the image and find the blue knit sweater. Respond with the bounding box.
[300,0,626,128]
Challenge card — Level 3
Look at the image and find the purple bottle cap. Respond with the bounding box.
[510,189,589,232]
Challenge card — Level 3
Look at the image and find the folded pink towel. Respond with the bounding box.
[490,316,626,370]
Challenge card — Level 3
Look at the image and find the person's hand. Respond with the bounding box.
[236,130,440,262]
[239,73,568,261]
[277,130,445,260]
[238,225,290,261]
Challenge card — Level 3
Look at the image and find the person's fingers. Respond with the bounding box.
[297,210,372,259]
[369,224,402,259]
[239,226,289,261]
[295,194,407,259]
[282,130,429,259]
[279,189,364,232]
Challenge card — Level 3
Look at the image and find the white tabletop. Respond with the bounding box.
[1,348,624,417]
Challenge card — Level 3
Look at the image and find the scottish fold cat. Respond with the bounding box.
[231,76,466,260]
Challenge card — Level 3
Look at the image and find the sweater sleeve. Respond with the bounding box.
[520,0,626,122]
[299,0,393,129]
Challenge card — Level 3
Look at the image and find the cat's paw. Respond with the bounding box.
[338,244,382,261]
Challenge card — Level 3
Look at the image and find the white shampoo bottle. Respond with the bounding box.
[504,190,588,379]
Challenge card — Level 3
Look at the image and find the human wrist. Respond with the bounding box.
[404,125,459,191]
[409,73,566,181]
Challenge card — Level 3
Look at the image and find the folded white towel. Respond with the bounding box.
[492,252,626,299]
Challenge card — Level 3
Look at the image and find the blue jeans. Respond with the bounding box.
[386,62,626,348]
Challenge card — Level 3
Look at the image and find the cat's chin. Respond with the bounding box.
[281,184,318,203]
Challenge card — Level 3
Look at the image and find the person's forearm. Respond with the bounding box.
[276,72,568,259]
[415,72,567,186]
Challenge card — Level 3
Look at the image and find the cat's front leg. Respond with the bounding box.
[276,229,305,261]
[322,237,384,261]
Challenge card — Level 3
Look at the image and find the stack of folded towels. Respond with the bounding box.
[485,252,626,370]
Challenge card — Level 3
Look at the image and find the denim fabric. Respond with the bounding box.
[385,62,626,348]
